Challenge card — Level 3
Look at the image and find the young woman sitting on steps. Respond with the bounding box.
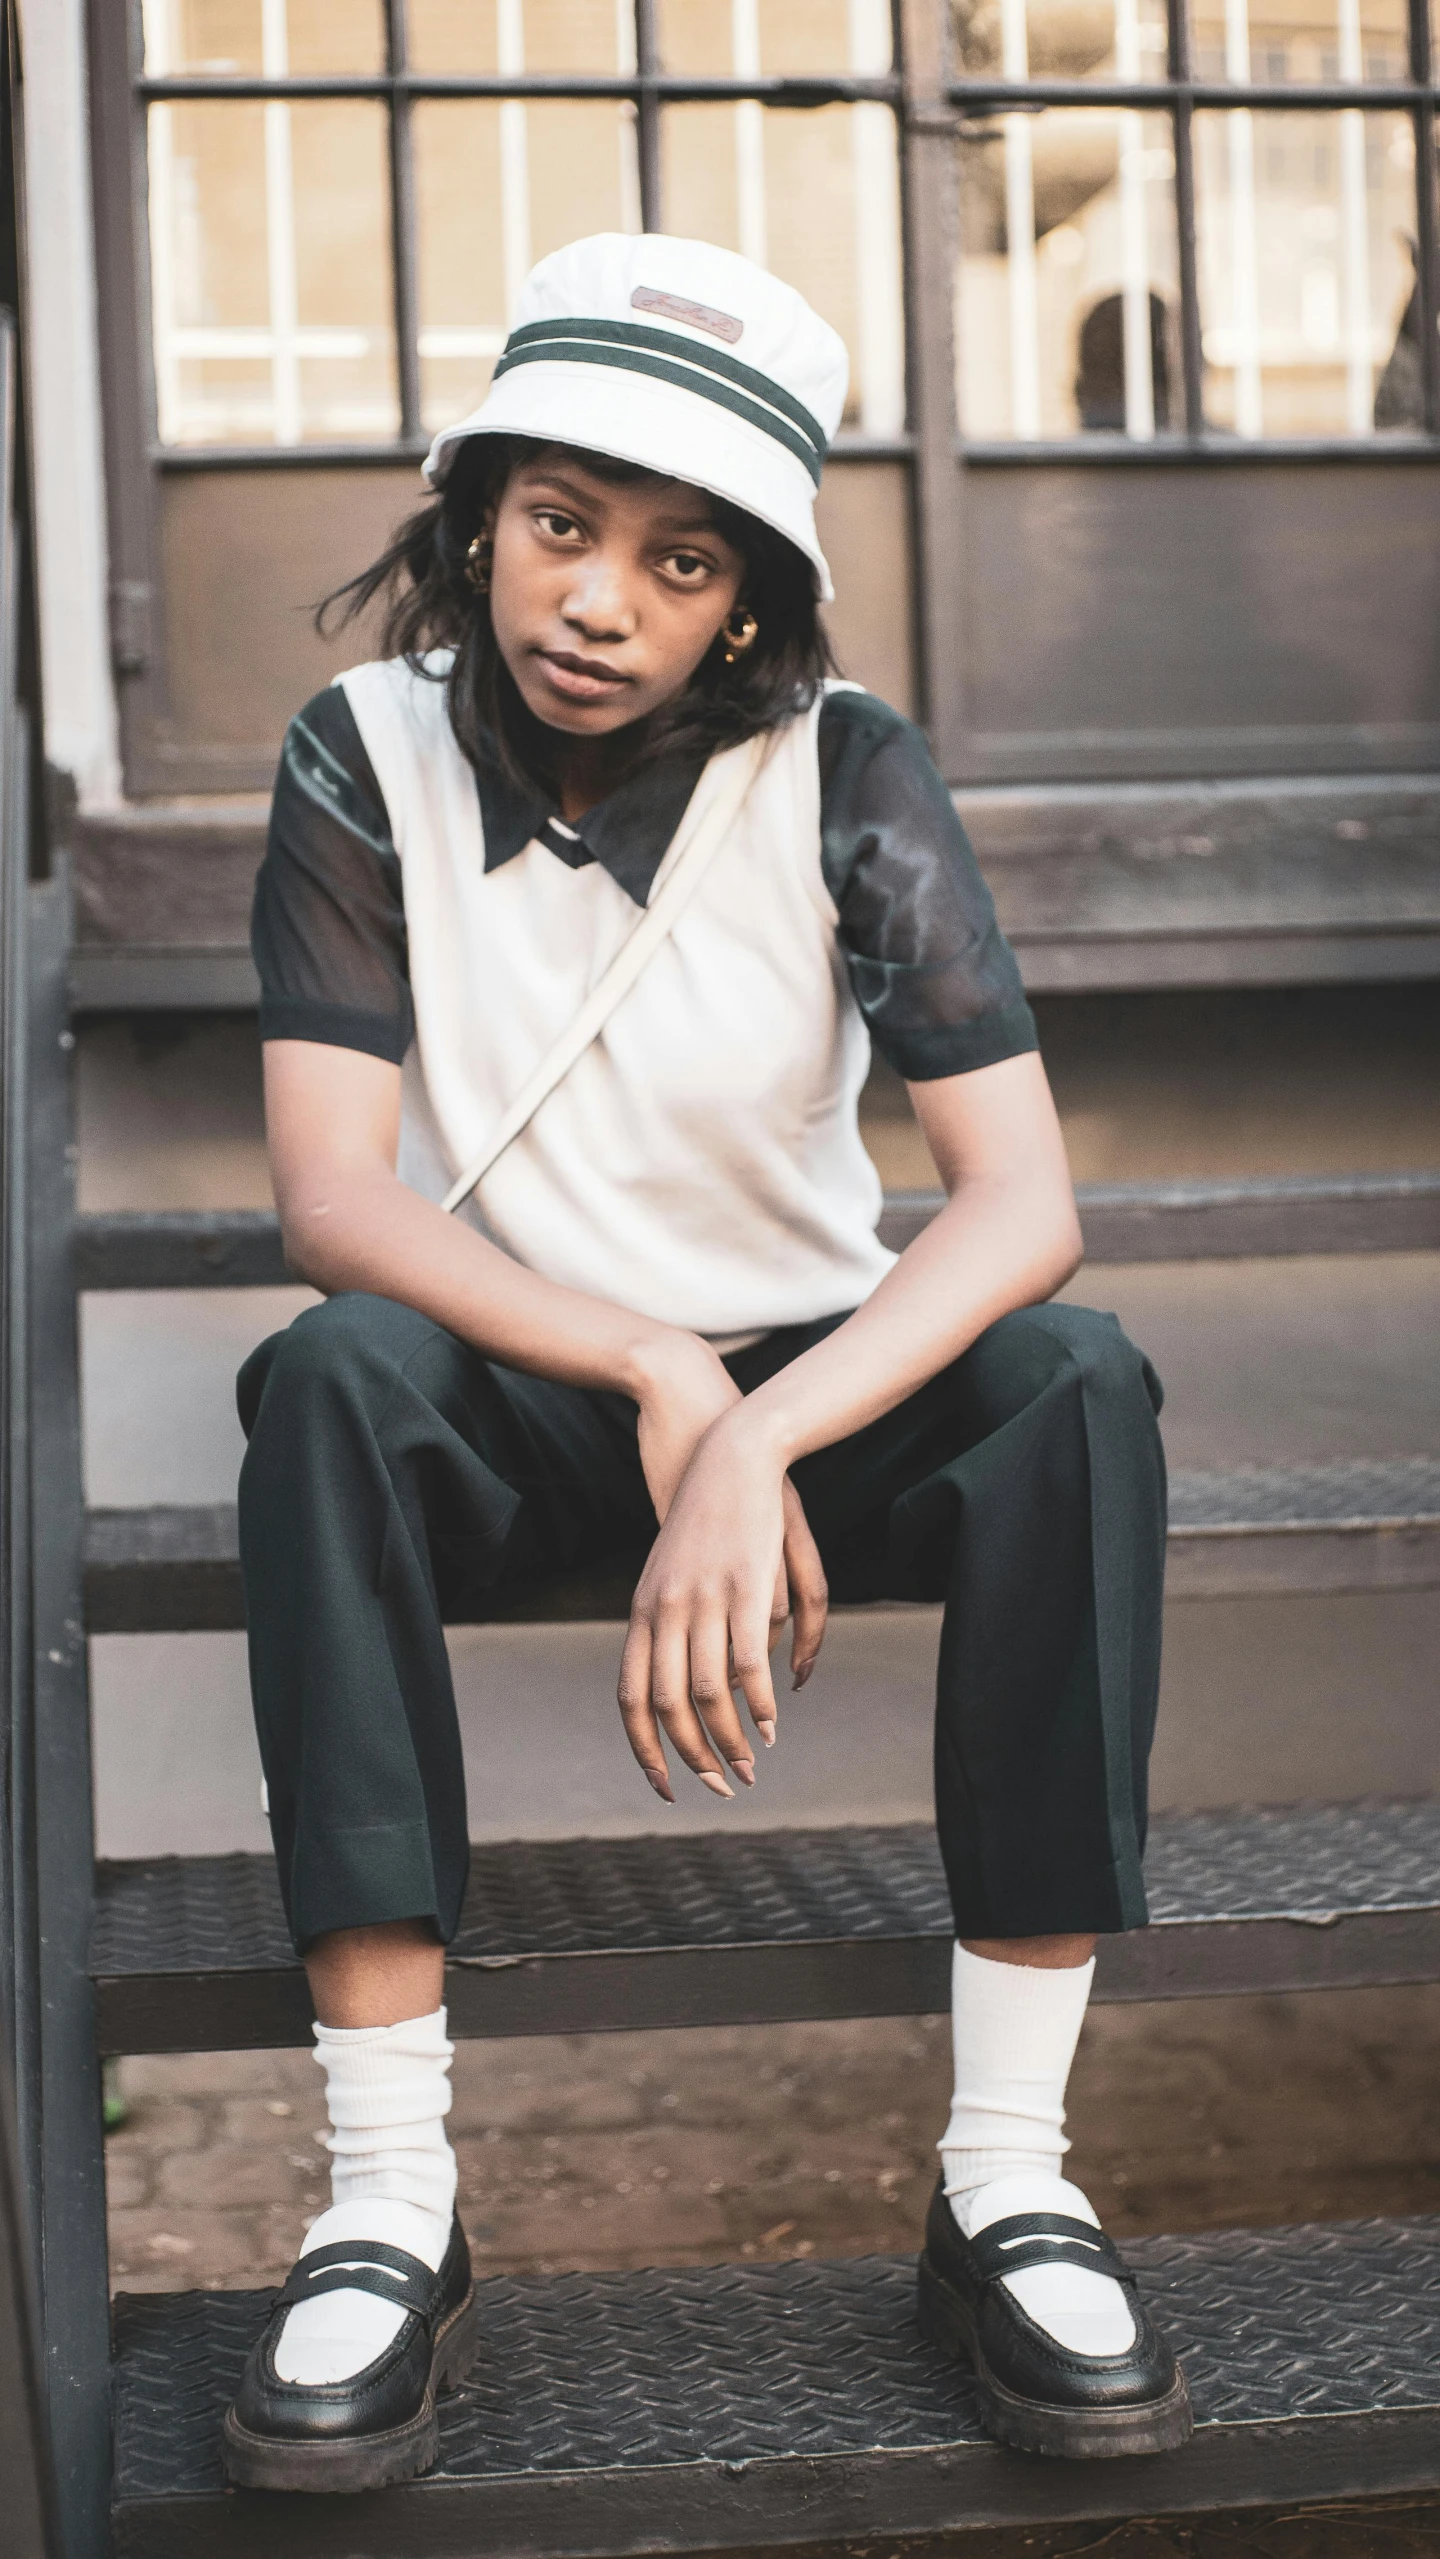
[222,231,1190,2493]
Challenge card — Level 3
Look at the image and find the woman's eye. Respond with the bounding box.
[537,511,580,539]
[667,552,708,581]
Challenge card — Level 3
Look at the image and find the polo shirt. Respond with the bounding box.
[253,663,1037,1340]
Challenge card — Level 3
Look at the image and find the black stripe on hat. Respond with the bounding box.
[494,316,828,485]
[502,317,828,455]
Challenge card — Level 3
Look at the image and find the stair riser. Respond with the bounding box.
[92,1907,1440,2058]
[110,2411,1440,2555]
[1168,1524,1440,1599]
[82,1519,1440,1635]
[72,1174,1440,1291]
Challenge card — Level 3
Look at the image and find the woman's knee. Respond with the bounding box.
[1032,1301,1163,1418]
[237,1291,430,1440]
[976,1301,1163,1423]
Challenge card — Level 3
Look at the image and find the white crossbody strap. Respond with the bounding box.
[441,728,771,1215]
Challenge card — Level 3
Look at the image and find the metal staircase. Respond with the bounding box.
[27,991,1440,2550]
[5,328,1440,2559]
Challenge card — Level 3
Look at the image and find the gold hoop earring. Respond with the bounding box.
[465,532,493,596]
[721,609,759,665]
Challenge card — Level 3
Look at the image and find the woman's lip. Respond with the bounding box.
[535,650,631,698]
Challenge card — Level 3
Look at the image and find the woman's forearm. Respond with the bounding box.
[735,1171,1082,1469]
[279,1156,679,1398]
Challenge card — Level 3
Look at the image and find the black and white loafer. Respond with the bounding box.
[222,2214,476,2493]
[917,2177,1192,2459]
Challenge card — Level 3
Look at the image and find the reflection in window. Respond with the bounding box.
[143,0,385,75]
[145,63,398,444]
[143,0,906,448]
[412,10,643,434]
[956,109,1180,437]
[416,103,642,433]
[950,0,1168,82]
[1188,0,1409,85]
[659,0,885,75]
[1194,110,1416,432]
[659,4,902,436]
[664,101,904,434]
[408,1,627,76]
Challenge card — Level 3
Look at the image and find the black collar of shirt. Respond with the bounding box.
[475,735,710,909]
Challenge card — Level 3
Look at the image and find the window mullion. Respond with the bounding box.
[1169,0,1206,433]
[386,0,423,442]
[1408,0,1440,429]
[635,0,663,229]
[899,0,967,762]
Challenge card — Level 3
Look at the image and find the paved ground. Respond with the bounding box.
[104,1987,1440,2551]
[107,1987,1440,2293]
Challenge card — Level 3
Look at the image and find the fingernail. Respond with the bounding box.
[701,1770,734,1799]
[792,1659,816,1691]
[644,1768,674,1803]
[730,1758,756,1788]
[757,1720,777,1747]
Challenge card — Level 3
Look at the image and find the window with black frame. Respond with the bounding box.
[134,0,1440,462]
[135,2,908,456]
[103,0,1440,797]
[947,0,1439,446]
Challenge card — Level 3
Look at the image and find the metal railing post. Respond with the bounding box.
[0,2039,63,2559]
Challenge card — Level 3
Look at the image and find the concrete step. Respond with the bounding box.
[80,1460,1440,1637]
[111,2215,1440,2553]
[90,1798,1440,2055]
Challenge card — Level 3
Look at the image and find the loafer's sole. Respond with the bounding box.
[917,2253,1193,2460]
[221,2284,477,2493]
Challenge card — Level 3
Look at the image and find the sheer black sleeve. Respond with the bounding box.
[253,685,414,1063]
[817,689,1037,1081]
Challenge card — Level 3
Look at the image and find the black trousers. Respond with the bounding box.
[237,1294,1166,1956]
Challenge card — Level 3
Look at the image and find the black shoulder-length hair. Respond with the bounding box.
[318,435,835,802]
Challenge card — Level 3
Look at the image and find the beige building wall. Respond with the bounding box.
[17,0,121,806]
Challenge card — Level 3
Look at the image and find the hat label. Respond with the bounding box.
[631,285,744,345]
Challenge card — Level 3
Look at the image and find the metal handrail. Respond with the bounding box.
[0,285,63,2555]
[0,305,24,2094]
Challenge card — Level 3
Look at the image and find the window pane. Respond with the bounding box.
[950,0,1168,85]
[147,99,397,444]
[415,101,641,432]
[657,0,891,76]
[408,1,632,75]
[1189,0,1409,84]
[956,110,1180,437]
[1373,120,1435,428]
[660,103,905,433]
[286,1,386,74]
[141,0,384,75]
[1193,109,1417,433]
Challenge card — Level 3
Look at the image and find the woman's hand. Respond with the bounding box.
[629,1330,743,1524]
[618,1402,829,1803]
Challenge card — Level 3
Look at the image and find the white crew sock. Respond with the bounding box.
[274,2007,458,2388]
[939,1943,1134,2357]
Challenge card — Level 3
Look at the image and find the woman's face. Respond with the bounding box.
[487,450,747,737]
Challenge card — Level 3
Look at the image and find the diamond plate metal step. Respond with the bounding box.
[110,2217,1440,2553]
[81,1459,1440,1635]
[73,1169,1440,1291]
[90,1798,1440,2055]
[1166,1457,1440,1596]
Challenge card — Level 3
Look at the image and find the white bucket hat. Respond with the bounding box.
[422,233,848,601]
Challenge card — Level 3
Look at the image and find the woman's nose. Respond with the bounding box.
[562,559,636,638]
